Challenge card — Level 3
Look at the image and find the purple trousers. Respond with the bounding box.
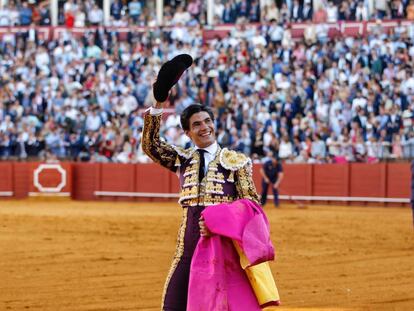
[163,206,204,311]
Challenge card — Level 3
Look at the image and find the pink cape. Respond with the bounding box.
[187,199,276,311]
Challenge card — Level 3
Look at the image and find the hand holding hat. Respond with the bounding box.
[153,54,193,103]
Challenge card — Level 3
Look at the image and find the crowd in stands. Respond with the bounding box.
[1,0,414,28]
[0,2,414,164]
[0,0,51,26]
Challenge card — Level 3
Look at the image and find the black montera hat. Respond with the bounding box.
[153,54,193,102]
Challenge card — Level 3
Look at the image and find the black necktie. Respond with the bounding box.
[198,149,206,182]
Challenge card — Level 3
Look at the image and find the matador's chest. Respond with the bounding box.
[177,152,237,207]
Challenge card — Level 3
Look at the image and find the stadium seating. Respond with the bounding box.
[0,1,413,164]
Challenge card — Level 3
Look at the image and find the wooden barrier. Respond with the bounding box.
[71,163,99,200]
[12,162,30,199]
[0,162,410,207]
[0,162,13,197]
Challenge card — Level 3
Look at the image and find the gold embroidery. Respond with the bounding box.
[206,171,225,183]
[178,152,202,205]
[142,114,178,172]
[235,162,260,204]
[183,173,198,186]
[204,195,234,206]
[178,185,199,204]
[205,181,224,194]
[172,145,196,159]
[220,148,249,171]
[227,171,235,183]
[161,207,188,309]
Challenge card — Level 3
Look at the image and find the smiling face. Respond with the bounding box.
[185,111,216,148]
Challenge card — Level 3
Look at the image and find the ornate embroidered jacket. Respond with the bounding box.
[141,113,260,206]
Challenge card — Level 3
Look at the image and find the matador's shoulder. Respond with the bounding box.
[172,145,196,159]
[219,148,251,171]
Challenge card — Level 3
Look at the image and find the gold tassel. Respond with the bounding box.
[175,157,181,167]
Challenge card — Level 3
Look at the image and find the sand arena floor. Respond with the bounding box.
[0,200,413,311]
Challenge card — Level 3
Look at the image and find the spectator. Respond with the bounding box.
[0,4,11,26]
[302,1,313,21]
[303,20,317,46]
[278,134,293,159]
[392,134,403,158]
[313,4,328,23]
[172,5,191,25]
[187,0,202,21]
[248,0,260,22]
[311,133,327,160]
[291,0,303,22]
[128,0,142,24]
[375,0,389,19]
[222,1,237,24]
[262,2,279,22]
[407,0,414,20]
[326,1,338,22]
[74,7,86,27]
[19,1,33,26]
[260,154,284,208]
[110,0,124,21]
[88,3,103,26]
[338,1,352,20]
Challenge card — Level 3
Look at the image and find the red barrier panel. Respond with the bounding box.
[349,163,387,198]
[313,164,349,197]
[136,163,171,193]
[72,163,99,200]
[100,163,135,192]
[12,162,30,199]
[252,163,263,193]
[98,163,136,201]
[386,163,411,198]
[279,164,313,196]
[0,162,13,194]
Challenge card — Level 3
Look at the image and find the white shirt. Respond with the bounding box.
[196,142,218,174]
[86,113,102,131]
[0,8,10,26]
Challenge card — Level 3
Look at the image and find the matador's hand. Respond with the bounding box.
[199,216,212,237]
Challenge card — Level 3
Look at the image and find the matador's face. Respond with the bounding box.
[185,111,216,149]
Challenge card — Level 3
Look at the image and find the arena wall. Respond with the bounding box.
[0,162,410,207]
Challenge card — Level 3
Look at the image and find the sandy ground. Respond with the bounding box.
[0,200,413,311]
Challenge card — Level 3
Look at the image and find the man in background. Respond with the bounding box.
[260,153,284,208]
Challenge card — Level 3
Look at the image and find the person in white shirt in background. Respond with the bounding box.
[326,1,338,22]
[355,1,369,21]
[88,4,103,26]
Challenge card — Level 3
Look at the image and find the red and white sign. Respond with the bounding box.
[29,162,72,197]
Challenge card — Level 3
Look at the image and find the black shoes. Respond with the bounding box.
[153,54,193,102]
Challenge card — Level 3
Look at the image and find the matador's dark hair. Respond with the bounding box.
[180,104,215,131]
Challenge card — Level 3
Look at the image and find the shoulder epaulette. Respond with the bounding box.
[219,148,250,171]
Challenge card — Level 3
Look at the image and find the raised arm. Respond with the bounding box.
[142,54,193,171]
[141,109,179,173]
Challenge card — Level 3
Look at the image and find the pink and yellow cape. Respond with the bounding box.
[188,199,280,311]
